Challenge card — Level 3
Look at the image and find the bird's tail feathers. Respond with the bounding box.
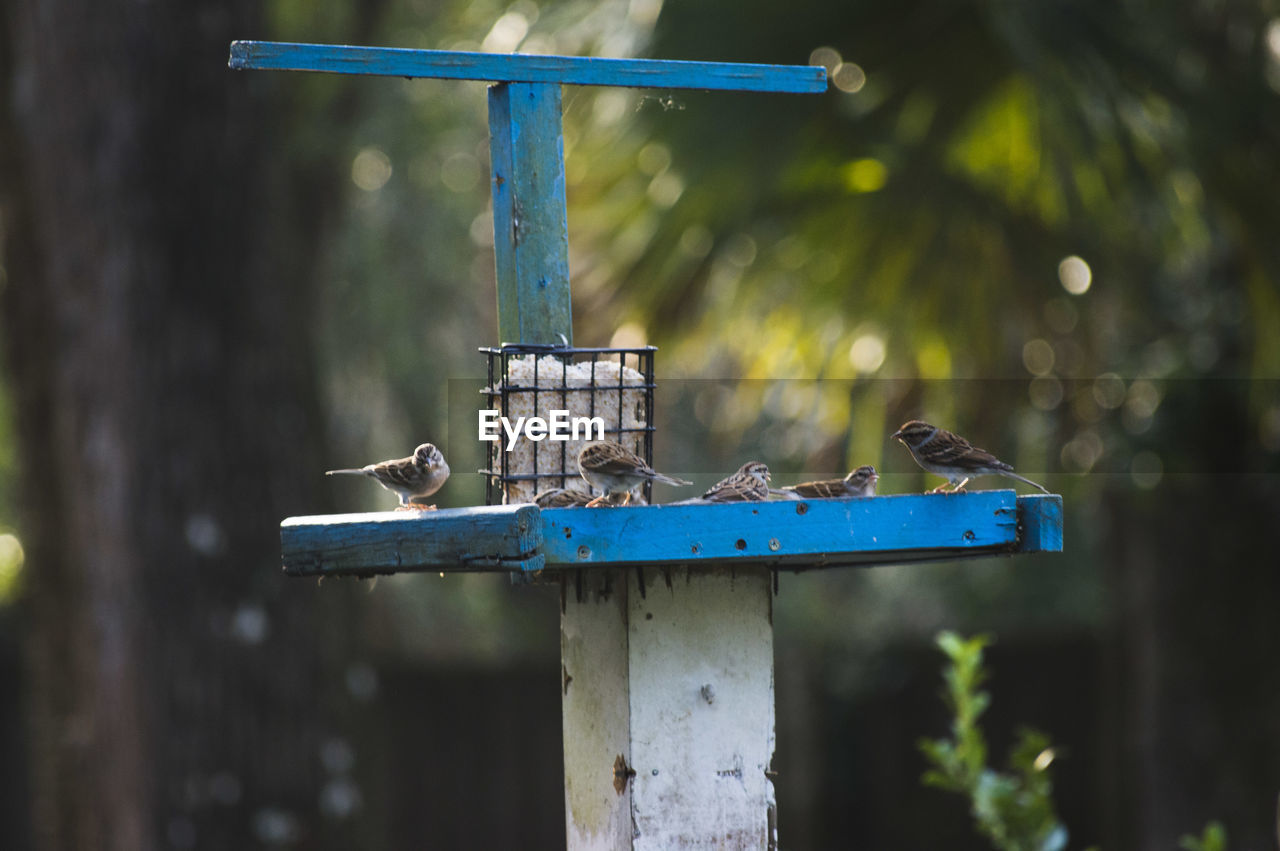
[1002,471,1049,493]
[325,468,366,476]
[652,473,693,487]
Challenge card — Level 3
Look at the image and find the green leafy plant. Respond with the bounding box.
[921,632,1232,851]
[918,631,1068,851]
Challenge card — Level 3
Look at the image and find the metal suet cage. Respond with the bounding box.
[480,343,656,505]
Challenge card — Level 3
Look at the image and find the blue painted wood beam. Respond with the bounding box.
[489,82,573,345]
[540,492,1059,570]
[279,493,1061,577]
[281,504,542,576]
[1016,493,1062,553]
[229,41,827,93]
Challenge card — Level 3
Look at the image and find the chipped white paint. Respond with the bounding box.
[562,571,633,850]
[562,567,776,850]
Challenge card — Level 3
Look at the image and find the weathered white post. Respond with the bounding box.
[563,566,776,848]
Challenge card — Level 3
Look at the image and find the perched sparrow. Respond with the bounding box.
[533,488,594,508]
[577,441,691,507]
[780,465,878,500]
[325,442,451,509]
[700,461,771,503]
[891,420,1048,493]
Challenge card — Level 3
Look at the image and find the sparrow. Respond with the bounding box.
[325,442,451,509]
[891,420,1048,493]
[533,488,595,508]
[577,441,691,506]
[699,461,771,503]
[779,465,878,500]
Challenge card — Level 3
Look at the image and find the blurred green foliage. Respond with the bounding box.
[923,632,1239,851]
[573,0,1280,488]
[245,0,1280,656]
[919,631,1069,851]
[1180,821,1229,851]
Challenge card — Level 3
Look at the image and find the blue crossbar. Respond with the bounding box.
[229,41,827,93]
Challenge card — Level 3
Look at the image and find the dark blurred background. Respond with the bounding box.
[2,0,1279,848]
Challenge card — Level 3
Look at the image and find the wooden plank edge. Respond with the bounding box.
[1015,494,1064,553]
[280,504,541,577]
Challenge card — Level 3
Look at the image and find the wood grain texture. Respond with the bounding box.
[280,504,542,576]
[489,82,573,345]
[229,41,827,93]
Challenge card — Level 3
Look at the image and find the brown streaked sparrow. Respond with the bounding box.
[577,441,691,507]
[700,461,771,503]
[891,420,1048,493]
[780,465,878,500]
[326,442,451,509]
[533,488,595,508]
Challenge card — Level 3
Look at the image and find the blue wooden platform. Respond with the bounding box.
[280,492,1061,577]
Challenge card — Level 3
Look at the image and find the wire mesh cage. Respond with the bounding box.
[479,343,656,505]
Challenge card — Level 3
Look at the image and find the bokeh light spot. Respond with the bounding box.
[637,142,671,176]
[647,172,684,207]
[470,209,495,247]
[440,152,480,193]
[1029,376,1064,411]
[0,533,24,601]
[1057,255,1092,295]
[351,147,392,192]
[1022,339,1055,376]
[832,62,866,93]
[1061,430,1104,472]
[848,334,887,373]
[482,11,529,53]
[1130,450,1163,490]
[592,90,629,126]
[809,46,842,75]
[1125,379,1161,419]
[1092,373,1126,409]
[842,158,888,193]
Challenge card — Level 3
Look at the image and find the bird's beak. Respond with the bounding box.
[890,430,903,441]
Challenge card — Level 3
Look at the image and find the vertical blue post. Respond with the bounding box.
[488,82,573,345]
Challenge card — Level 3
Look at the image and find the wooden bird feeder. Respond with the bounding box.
[231,40,1063,850]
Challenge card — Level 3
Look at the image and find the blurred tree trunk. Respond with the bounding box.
[1106,394,1280,850]
[1,1,368,848]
